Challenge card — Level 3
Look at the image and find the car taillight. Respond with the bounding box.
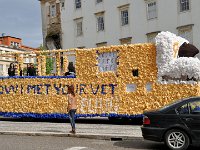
[143,116,150,125]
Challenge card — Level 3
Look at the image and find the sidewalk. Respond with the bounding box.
[0,120,142,141]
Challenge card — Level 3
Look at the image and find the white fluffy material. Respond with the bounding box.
[155,31,200,84]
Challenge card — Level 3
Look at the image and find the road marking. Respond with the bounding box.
[64,147,87,150]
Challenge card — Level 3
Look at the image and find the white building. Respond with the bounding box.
[0,45,36,76]
[39,0,200,58]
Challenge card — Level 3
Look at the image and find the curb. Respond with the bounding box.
[0,131,143,141]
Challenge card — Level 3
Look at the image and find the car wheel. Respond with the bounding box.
[164,129,189,150]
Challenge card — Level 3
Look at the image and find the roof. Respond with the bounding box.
[0,36,22,40]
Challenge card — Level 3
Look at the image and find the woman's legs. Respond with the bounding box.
[69,109,76,132]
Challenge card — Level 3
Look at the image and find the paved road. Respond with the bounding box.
[0,118,199,150]
[0,135,167,150]
[0,135,199,150]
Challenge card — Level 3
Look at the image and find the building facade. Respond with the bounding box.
[39,0,200,57]
[39,0,62,50]
[0,36,37,76]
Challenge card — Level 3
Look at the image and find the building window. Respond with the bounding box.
[178,25,193,43]
[147,1,157,20]
[96,42,107,47]
[62,2,65,8]
[120,37,132,44]
[60,0,65,9]
[96,13,104,31]
[75,18,83,36]
[76,21,83,36]
[120,9,129,26]
[146,32,159,43]
[180,0,190,12]
[10,41,14,46]
[10,41,19,48]
[96,0,103,3]
[75,0,81,9]
[50,4,56,17]
[77,22,83,36]
[15,42,19,48]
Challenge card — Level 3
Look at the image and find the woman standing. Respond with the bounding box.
[67,85,77,134]
[8,63,15,76]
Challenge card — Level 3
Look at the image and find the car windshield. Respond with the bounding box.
[159,99,183,111]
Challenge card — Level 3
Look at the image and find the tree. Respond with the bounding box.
[46,57,54,75]
[39,45,54,75]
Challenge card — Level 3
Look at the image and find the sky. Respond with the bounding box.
[0,0,43,48]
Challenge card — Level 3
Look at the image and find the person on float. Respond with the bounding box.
[19,64,23,76]
[67,85,77,134]
[26,63,30,76]
[8,63,15,76]
[27,63,36,76]
[65,62,76,76]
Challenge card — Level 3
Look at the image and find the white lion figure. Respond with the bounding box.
[155,31,200,83]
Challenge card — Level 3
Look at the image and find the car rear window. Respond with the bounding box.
[159,99,183,111]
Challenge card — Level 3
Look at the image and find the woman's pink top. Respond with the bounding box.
[68,94,77,110]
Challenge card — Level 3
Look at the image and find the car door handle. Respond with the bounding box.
[183,118,193,121]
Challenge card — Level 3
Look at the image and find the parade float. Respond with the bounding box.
[0,31,200,119]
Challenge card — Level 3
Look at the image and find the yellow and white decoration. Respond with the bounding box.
[0,38,200,118]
